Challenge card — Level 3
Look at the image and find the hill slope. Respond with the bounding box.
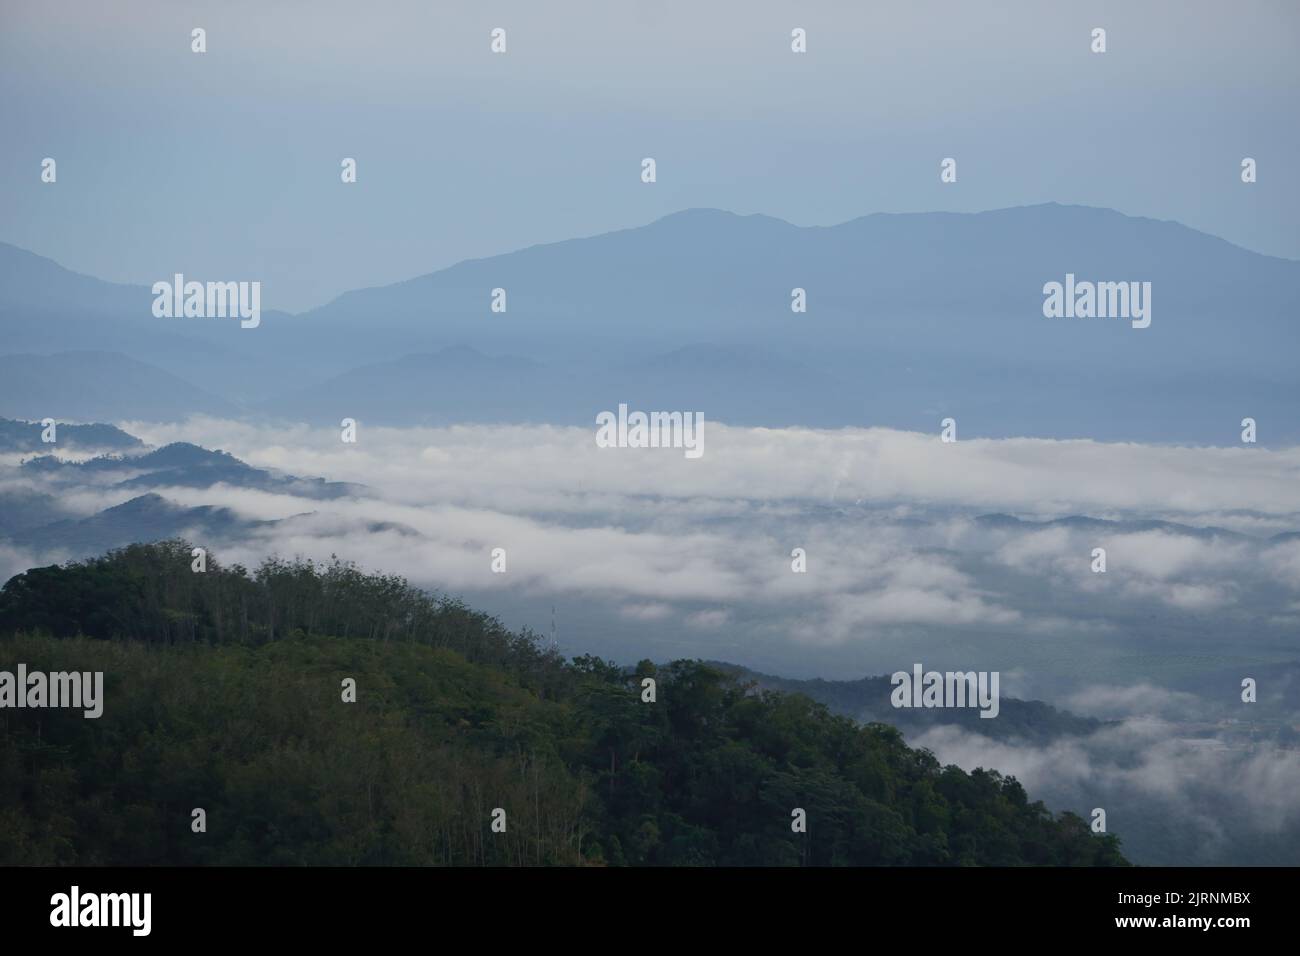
[0,541,1128,866]
[0,352,241,422]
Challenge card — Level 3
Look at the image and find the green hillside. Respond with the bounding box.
[0,541,1128,866]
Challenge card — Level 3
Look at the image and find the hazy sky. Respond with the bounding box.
[2,0,1297,312]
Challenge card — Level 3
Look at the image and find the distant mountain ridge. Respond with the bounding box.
[0,352,242,422]
[972,513,1294,542]
[2,203,1298,440]
[21,440,366,498]
[7,492,281,554]
[0,416,142,454]
[711,662,1108,745]
[2,437,369,559]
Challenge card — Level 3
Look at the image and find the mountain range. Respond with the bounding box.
[0,430,369,557]
[711,663,1109,745]
[2,203,1296,441]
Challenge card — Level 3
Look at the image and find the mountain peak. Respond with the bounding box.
[136,443,241,470]
[648,207,795,230]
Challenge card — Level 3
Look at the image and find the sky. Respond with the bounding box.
[1,0,1298,313]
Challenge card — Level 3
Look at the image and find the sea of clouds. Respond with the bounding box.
[2,418,1297,864]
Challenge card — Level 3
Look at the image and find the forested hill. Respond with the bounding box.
[0,541,1128,866]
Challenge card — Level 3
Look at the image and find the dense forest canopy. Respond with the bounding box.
[0,541,1128,866]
